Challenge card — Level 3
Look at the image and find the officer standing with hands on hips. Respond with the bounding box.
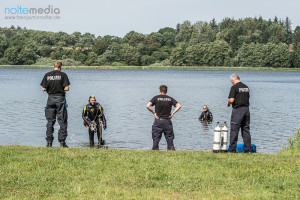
[41,61,70,148]
[227,73,251,153]
[146,85,181,150]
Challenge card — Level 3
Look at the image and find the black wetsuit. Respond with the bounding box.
[82,102,107,146]
[199,109,213,121]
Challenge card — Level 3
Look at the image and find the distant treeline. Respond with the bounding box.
[1,16,300,67]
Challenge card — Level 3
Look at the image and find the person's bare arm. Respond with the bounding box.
[169,103,181,119]
[146,102,158,119]
[42,88,47,91]
[64,86,69,91]
[227,98,234,107]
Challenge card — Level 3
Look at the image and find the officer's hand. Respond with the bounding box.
[169,113,174,119]
[226,102,230,107]
[154,113,159,119]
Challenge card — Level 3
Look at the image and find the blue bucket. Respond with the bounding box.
[228,144,256,152]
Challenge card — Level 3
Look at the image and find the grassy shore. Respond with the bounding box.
[1,129,299,200]
[1,64,300,71]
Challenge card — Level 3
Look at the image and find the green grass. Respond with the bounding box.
[282,129,300,155]
[0,144,299,199]
[1,65,300,71]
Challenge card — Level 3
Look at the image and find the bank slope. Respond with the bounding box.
[0,146,299,199]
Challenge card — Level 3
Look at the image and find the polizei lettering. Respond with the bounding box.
[157,98,171,101]
[47,75,61,81]
[239,88,249,92]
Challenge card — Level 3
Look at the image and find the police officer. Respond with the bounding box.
[226,73,251,153]
[41,61,70,148]
[198,105,213,122]
[146,85,181,150]
[82,95,107,148]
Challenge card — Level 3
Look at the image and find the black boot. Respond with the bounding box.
[97,140,108,149]
[46,142,52,147]
[60,141,68,148]
[168,146,175,151]
[89,140,94,148]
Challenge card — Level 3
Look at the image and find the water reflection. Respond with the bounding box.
[199,120,213,135]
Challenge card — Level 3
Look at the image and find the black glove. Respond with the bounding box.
[83,120,91,127]
[87,120,91,126]
[101,115,107,130]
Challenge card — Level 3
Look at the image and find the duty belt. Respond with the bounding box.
[158,118,169,120]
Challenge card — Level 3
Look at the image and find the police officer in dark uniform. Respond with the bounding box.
[82,95,107,148]
[198,105,213,122]
[227,73,251,153]
[146,85,181,150]
[41,61,70,148]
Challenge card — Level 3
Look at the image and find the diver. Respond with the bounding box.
[82,95,107,148]
[198,105,213,122]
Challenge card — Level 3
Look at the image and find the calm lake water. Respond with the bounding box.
[0,68,299,153]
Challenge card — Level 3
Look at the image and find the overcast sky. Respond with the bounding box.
[1,0,299,37]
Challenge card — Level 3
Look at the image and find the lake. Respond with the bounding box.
[0,68,299,153]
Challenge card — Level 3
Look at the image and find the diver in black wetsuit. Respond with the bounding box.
[82,95,107,147]
[198,105,213,122]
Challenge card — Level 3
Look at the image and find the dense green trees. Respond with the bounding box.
[185,40,232,66]
[0,16,298,67]
[170,43,187,66]
[185,43,209,66]
[175,21,193,43]
[237,43,291,67]
[293,47,300,67]
[293,26,300,50]
[92,40,108,55]
[19,48,37,65]
[4,47,19,64]
[0,35,8,58]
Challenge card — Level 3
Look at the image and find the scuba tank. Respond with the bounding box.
[213,122,221,153]
[220,122,228,152]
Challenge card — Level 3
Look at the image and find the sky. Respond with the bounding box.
[1,0,299,37]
